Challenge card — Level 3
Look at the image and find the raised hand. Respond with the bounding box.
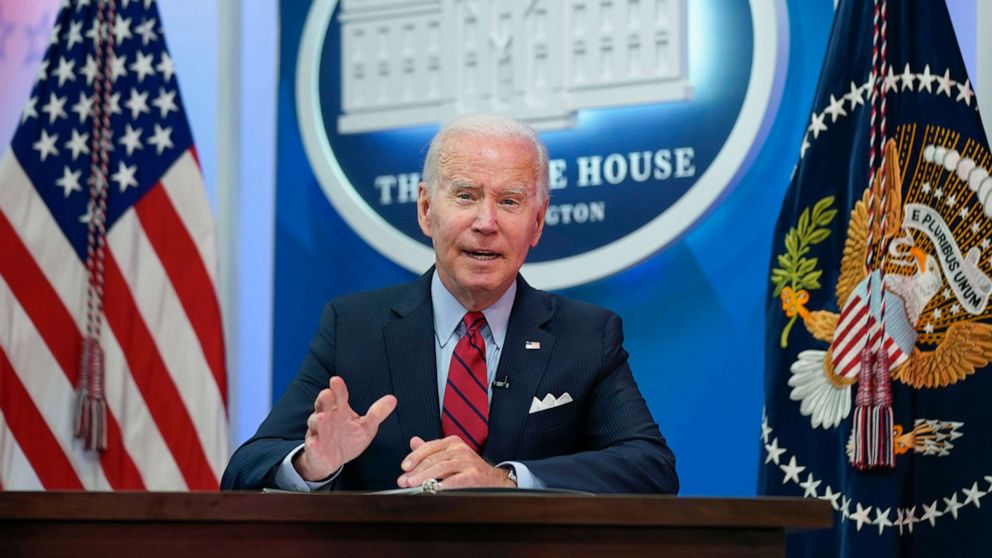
[294,376,397,481]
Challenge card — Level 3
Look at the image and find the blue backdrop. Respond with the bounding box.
[273,0,835,496]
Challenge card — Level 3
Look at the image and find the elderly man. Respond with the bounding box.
[221,114,678,493]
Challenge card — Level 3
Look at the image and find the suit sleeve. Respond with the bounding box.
[220,303,339,490]
[518,314,679,494]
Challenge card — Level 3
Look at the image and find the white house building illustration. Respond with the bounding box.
[336,0,690,133]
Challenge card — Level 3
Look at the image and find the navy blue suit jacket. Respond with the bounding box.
[221,272,678,493]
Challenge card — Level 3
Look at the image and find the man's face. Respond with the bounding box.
[417,134,547,310]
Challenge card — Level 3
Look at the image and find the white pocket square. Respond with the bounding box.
[528,392,573,414]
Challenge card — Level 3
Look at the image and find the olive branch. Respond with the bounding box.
[771,196,837,347]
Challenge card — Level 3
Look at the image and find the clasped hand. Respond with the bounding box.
[295,377,514,489]
[397,435,515,489]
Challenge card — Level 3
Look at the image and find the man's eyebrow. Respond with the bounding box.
[448,179,479,189]
[502,186,529,196]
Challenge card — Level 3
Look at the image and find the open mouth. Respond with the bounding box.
[465,250,500,261]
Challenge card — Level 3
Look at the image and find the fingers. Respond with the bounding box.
[313,382,395,436]
[313,376,349,413]
[364,394,397,428]
[432,472,474,490]
[413,454,460,483]
[300,378,398,481]
[397,451,459,487]
[401,436,456,472]
[431,467,511,490]
[313,387,331,413]
[308,380,350,441]
[398,450,498,489]
[329,376,349,411]
[398,436,488,487]
[409,436,425,451]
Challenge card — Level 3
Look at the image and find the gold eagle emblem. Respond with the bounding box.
[776,129,992,434]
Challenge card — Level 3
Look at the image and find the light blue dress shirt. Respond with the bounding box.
[275,271,543,491]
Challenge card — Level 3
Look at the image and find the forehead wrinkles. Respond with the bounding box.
[437,147,471,181]
[437,141,538,187]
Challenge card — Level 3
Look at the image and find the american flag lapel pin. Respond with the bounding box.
[525,341,541,350]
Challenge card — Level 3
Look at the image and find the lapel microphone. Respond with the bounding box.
[492,375,511,389]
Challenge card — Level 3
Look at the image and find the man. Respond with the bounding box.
[222,114,678,493]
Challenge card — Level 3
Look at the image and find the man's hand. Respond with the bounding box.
[396,436,516,489]
[294,376,397,482]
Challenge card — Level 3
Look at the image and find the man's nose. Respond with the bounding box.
[473,199,498,233]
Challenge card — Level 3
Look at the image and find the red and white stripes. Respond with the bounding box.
[0,149,227,490]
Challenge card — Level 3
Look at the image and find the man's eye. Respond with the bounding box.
[501,198,520,206]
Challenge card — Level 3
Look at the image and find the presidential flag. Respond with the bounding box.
[760,0,991,555]
[0,0,227,490]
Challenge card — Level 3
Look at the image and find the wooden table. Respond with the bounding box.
[0,491,831,557]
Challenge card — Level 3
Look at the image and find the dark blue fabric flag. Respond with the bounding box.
[760,0,991,555]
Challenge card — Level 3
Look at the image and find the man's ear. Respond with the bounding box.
[417,183,433,238]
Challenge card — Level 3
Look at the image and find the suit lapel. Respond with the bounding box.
[384,272,442,444]
[484,277,555,463]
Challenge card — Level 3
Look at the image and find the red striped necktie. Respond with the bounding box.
[441,311,489,452]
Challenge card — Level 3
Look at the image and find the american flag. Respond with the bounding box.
[0,0,227,490]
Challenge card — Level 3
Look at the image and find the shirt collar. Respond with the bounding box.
[431,270,515,350]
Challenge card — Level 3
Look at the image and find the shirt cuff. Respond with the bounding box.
[498,461,546,489]
[274,443,341,492]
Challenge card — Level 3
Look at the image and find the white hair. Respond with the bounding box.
[421,113,550,204]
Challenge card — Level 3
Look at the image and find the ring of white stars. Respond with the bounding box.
[761,409,989,535]
[800,64,979,160]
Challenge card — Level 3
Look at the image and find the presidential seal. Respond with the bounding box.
[765,69,992,532]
